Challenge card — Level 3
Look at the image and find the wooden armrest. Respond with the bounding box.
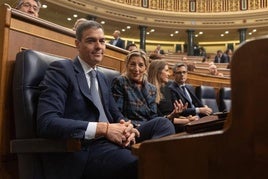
[131,130,225,157]
[10,138,81,153]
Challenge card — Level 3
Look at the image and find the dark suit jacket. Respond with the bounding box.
[169,81,204,117]
[37,58,124,178]
[157,81,173,116]
[109,38,125,49]
[214,54,229,63]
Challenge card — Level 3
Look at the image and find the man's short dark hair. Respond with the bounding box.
[172,63,188,73]
[75,20,104,41]
[125,43,137,51]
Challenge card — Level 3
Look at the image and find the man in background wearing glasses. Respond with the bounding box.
[169,63,212,118]
[15,0,41,17]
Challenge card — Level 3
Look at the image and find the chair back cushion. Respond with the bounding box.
[13,50,121,139]
[219,87,231,112]
[13,50,65,138]
[195,85,219,113]
[98,66,121,86]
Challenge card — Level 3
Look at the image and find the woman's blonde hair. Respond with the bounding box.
[147,60,168,103]
[123,50,149,81]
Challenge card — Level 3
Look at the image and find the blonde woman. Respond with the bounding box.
[148,60,198,132]
[112,50,175,140]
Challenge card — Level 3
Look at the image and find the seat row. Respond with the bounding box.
[195,85,231,113]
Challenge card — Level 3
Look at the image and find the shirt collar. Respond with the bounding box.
[77,56,96,74]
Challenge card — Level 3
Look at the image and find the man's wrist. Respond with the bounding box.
[105,123,109,137]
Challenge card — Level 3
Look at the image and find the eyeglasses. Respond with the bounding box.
[174,71,187,75]
[20,2,39,13]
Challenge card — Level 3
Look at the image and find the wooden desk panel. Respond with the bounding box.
[187,72,230,88]
[132,36,268,179]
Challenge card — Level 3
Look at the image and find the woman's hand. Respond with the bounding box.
[166,100,188,120]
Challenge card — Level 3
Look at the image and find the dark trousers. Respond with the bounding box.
[42,117,174,179]
[82,139,137,179]
[137,117,175,142]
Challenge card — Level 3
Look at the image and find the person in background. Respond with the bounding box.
[149,45,165,61]
[182,56,188,61]
[154,44,165,55]
[126,43,138,51]
[37,20,171,179]
[208,64,224,77]
[147,60,198,132]
[201,56,207,63]
[214,50,229,63]
[154,44,161,54]
[199,47,207,59]
[73,18,87,31]
[112,50,175,134]
[109,30,125,49]
[15,0,41,17]
[169,63,213,118]
[225,48,233,62]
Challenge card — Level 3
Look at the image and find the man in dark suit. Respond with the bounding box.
[169,63,212,118]
[37,20,174,179]
[214,50,229,63]
[109,30,125,49]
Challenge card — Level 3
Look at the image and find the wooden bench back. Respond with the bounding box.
[132,36,268,179]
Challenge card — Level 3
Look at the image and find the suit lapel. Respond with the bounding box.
[171,83,190,104]
[175,84,190,104]
[73,58,113,121]
[73,58,93,101]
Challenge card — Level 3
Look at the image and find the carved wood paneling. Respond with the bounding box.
[109,0,268,12]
